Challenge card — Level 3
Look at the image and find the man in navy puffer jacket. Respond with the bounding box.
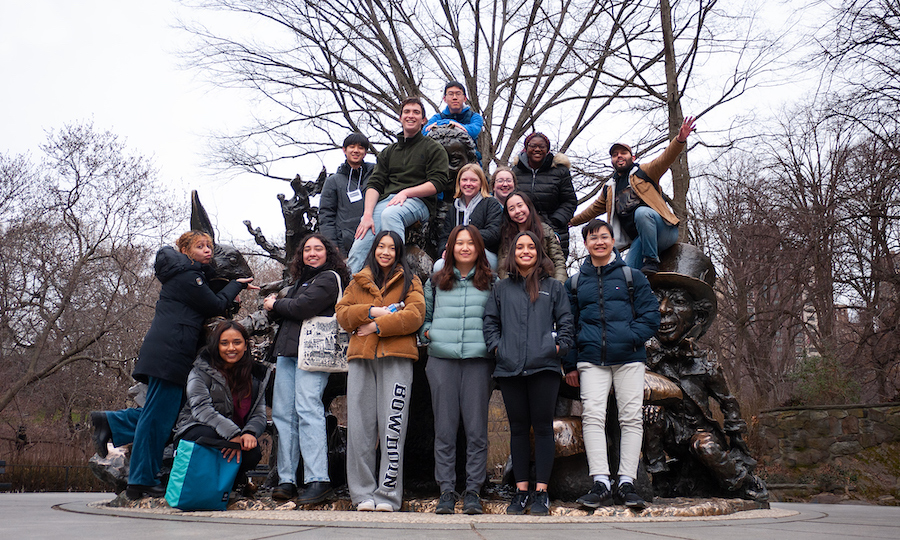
[564,219,660,511]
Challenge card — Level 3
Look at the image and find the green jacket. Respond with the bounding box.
[367,130,451,215]
[420,267,492,359]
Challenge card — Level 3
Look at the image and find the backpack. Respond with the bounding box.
[570,265,635,317]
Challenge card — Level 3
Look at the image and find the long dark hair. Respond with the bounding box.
[290,233,351,286]
[206,320,253,400]
[502,231,552,303]
[433,225,493,292]
[363,230,413,300]
[500,190,545,250]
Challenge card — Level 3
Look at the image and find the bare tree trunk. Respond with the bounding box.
[660,0,689,239]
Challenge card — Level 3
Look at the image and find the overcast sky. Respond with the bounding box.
[0,0,332,244]
[1,1,822,250]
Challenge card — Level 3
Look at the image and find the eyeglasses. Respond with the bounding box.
[527,144,548,150]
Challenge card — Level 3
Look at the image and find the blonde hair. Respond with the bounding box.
[453,163,490,199]
[176,230,213,260]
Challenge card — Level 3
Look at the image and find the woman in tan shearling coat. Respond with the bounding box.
[336,230,425,513]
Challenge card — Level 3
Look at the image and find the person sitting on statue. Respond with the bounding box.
[512,132,577,257]
[423,80,484,163]
[497,191,568,282]
[346,97,451,274]
[90,231,255,500]
[570,117,696,275]
[483,230,574,516]
[263,233,351,504]
[490,165,517,206]
[319,133,375,257]
[434,164,504,271]
[564,219,661,511]
[643,244,768,501]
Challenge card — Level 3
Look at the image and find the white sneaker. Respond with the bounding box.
[375,502,394,512]
[357,500,376,511]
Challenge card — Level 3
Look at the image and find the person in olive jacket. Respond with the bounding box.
[173,320,271,492]
[91,231,254,500]
[483,230,574,516]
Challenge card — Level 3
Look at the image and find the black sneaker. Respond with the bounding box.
[125,483,165,500]
[462,490,483,515]
[506,489,530,515]
[641,259,659,276]
[615,482,647,510]
[272,482,297,500]
[529,490,550,516]
[435,490,458,514]
[576,481,614,508]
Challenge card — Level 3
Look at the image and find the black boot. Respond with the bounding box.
[125,483,166,500]
[295,481,333,505]
[90,411,112,458]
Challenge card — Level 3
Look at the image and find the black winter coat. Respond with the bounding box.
[563,251,660,371]
[319,161,374,256]
[513,151,577,255]
[134,247,246,386]
[271,267,343,357]
[437,196,505,254]
[483,272,574,378]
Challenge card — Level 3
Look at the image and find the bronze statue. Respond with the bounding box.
[643,243,768,502]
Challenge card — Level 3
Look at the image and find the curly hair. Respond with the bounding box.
[175,230,213,261]
[428,124,477,159]
[289,232,351,287]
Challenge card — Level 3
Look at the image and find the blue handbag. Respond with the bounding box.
[165,437,240,511]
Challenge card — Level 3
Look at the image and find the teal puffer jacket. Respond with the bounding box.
[420,267,493,359]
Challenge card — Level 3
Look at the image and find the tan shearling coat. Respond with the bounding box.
[335,267,425,361]
[571,138,684,233]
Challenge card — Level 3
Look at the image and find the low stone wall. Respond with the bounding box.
[758,403,900,467]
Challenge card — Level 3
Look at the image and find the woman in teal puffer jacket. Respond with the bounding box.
[420,225,494,515]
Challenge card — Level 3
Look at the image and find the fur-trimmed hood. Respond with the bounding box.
[512,151,571,172]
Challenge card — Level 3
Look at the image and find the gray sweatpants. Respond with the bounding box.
[425,356,493,493]
[347,356,413,510]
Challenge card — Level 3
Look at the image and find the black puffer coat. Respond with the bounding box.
[133,247,246,386]
[513,151,577,256]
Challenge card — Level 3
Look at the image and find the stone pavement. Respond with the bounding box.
[2,493,899,539]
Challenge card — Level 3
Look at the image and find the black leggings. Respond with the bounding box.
[497,371,560,484]
[179,424,262,485]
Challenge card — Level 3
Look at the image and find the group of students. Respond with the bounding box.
[90,86,697,514]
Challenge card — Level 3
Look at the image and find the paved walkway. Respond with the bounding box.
[2,493,899,539]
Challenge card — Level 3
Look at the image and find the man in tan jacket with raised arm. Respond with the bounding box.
[570,117,696,275]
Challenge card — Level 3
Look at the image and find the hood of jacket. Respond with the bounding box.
[512,151,571,173]
[154,246,205,284]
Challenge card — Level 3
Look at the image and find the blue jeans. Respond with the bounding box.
[346,194,430,274]
[624,206,680,269]
[272,356,331,485]
[106,377,184,486]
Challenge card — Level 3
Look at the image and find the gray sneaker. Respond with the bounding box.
[462,490,483,515]
[435,490,457,514]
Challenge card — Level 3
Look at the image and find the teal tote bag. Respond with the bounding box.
[165,437,240,511]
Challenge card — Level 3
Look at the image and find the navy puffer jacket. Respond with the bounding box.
[133,247,246,386]
[564,251,660,370]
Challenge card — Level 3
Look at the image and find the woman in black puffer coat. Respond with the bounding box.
[92,231,255,500]
[513,132,577,257]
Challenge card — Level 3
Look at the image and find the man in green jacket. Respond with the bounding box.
[347,97,451,273]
